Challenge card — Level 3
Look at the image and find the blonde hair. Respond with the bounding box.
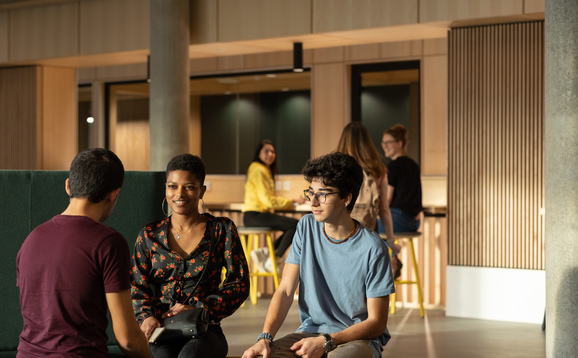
[337,122,386,178]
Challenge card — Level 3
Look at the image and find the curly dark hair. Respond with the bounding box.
[166,154,206,184]
[301,152,363,211]
[68,148,124,203]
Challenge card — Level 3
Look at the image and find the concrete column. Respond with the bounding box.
[545,1,578,357]
[149,0,190,171]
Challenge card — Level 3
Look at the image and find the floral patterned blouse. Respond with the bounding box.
[130,214,249,324]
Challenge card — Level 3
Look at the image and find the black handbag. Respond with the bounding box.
[155,307,209,343]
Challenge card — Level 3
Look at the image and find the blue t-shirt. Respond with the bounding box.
[286,214,395,352]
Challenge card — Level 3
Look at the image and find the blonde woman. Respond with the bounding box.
[336,122,401,257]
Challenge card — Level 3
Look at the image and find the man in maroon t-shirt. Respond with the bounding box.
[16,148,152,358]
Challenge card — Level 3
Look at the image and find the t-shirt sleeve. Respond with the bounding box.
[285,216,306,265]
[365,244,395,298]
[98,233,132,294]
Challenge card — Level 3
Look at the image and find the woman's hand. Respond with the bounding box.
[293,197,306,205]
[290,336,326,358]
[140,316,161,340]
[388,240,402,255]
[242,339,272,358]
[161,303,195,319]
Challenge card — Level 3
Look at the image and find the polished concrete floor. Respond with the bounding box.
[221,298,546,358]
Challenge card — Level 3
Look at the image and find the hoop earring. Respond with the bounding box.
[162,197,169,217]
[200,198,206,214]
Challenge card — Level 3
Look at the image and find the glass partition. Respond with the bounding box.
[101,71,311,173]
[351,61,420,165]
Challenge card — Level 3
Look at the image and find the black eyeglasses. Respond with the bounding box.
[303,189,339,204]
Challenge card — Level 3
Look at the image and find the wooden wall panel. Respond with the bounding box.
[423,38,448,56]
[0,67,38,169]
[344,43,380,62]
[421,54,448,175]
[313,0,418,33]
[524,0,545,14]
[313,47,345,64]
[0,66,75,170]
[190,0,218,44]
[379,40,422,59]
[113,97,149,170]
[115,120,150,171]
[39,66,77,170]
[218,0,311,42]
[311,63,348,158]
[420,0,524,23]
[244,51,292,69]
[448,22,544,269]
[79,0,149,55]
[0,12,7,63]
[9,2,79,61]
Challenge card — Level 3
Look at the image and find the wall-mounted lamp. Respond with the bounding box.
[293,42,304,72]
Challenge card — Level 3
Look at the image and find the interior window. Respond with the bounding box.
[351,61,421,165]
[98,71,311,173]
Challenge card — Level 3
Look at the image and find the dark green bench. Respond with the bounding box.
[0,170,166,357]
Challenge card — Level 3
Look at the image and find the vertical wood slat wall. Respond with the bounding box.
[0,67,38,169]
[448,21,544,269]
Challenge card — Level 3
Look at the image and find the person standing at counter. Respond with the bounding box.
[242,140,305,273]
[379,124,423,233]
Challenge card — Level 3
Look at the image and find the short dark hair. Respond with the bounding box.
[301,152,364,211]
[166,154,206,184]
[68,148,125,203]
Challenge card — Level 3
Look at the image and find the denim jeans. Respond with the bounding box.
[377,208,420,234]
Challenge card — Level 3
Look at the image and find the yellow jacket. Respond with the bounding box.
[242,162,293,213]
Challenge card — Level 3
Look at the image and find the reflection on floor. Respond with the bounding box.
[221,298,546,358]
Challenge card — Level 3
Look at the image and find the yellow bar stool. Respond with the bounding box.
[237,227,280,304]
[380,232,425,317]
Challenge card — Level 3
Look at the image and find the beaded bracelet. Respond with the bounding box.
[256,332,273,345]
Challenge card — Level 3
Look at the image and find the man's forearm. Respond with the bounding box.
[261,287,295,338]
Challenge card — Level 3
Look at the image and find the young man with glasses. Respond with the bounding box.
[242,152,395,358]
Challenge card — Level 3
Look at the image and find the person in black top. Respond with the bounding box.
[380,124,423,232]
[378,125,423,279]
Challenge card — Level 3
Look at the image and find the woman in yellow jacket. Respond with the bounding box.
[242,140,305,272]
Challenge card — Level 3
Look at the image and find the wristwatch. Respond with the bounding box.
[322,333,336,353]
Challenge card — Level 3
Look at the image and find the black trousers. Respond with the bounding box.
[243,211,299,257]
[149,324,228,358]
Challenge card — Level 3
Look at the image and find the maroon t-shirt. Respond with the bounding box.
[16,215,131,357]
